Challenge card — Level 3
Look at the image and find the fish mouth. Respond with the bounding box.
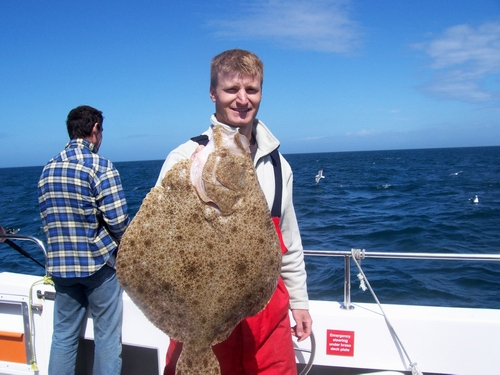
[190,125,250,210]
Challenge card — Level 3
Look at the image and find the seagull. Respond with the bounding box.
[469,195,479,203]
[315,169,325,185]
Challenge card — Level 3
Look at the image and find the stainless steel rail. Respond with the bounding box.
[0,234,48,258]
[3,235,500,310]
[303,249,500,310]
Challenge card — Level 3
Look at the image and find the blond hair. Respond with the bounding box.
[210,49,264,88]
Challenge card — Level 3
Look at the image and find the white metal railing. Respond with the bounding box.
[303,249,500,310]
[3,234,500,311]
[0,233,47,269]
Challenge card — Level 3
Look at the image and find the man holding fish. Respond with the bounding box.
[157,49,312,375]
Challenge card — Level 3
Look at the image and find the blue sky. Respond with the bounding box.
[1,0,499,168]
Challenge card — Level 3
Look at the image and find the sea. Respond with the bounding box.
[1,146,499,309]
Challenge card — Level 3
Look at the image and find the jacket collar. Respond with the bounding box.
[209,114,280,160]
[66,138,97,153]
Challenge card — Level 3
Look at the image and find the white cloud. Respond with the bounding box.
[208,0,362,54]
[345,129,376,136]
[415,22,500,103]
[300,135,330,141]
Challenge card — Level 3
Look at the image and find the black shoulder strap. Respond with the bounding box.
[191,134,282,218]
[270,149,282,218]
[190,134,209,146]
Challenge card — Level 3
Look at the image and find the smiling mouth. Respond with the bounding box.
[233,108,251,113]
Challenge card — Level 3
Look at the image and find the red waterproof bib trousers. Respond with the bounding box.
[163,217,297,375]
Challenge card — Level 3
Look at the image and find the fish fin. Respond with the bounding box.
[176,345,220,375]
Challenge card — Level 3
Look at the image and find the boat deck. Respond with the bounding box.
[2,234,500,374]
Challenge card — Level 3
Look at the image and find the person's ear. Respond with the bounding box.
[209,87,216,103]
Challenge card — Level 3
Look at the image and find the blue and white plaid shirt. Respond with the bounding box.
[38,138,130,278]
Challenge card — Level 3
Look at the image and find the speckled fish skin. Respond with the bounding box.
[116,125,282,375]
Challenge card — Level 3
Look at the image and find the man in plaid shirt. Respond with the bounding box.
[38,105,129,375]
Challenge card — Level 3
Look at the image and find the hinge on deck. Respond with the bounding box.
[37,290,56,301]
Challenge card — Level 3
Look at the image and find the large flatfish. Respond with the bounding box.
[116,125,282,375]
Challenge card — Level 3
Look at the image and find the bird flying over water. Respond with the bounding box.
[315,169,325,185]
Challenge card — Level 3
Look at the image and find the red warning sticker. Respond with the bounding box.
[326,329,355,356]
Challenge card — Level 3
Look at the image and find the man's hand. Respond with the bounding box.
[291,309,313,342]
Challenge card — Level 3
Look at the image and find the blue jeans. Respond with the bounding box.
[49,265,123,375]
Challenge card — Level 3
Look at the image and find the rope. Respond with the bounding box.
[351,249,423,375]
[27,274,54,371]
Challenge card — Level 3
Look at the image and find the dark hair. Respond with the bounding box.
[66,105,103,139]
[210,49,264,88]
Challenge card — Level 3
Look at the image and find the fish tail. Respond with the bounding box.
[176,345,220,375]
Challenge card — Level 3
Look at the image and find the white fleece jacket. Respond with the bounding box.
[156,115,309,310]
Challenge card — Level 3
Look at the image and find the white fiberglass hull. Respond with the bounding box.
[1,271,499,375]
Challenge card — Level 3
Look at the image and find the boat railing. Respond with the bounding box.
[0,233,47,270]
[303,249,500,310]
[3,234,500,311]
[1,234,46,252]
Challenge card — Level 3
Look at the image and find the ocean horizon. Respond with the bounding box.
[1,145,499,309]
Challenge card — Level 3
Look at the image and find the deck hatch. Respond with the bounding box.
[0,300,32,364]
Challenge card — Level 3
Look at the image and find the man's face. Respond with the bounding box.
[92,123,103,152]
[210,71,262,130]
